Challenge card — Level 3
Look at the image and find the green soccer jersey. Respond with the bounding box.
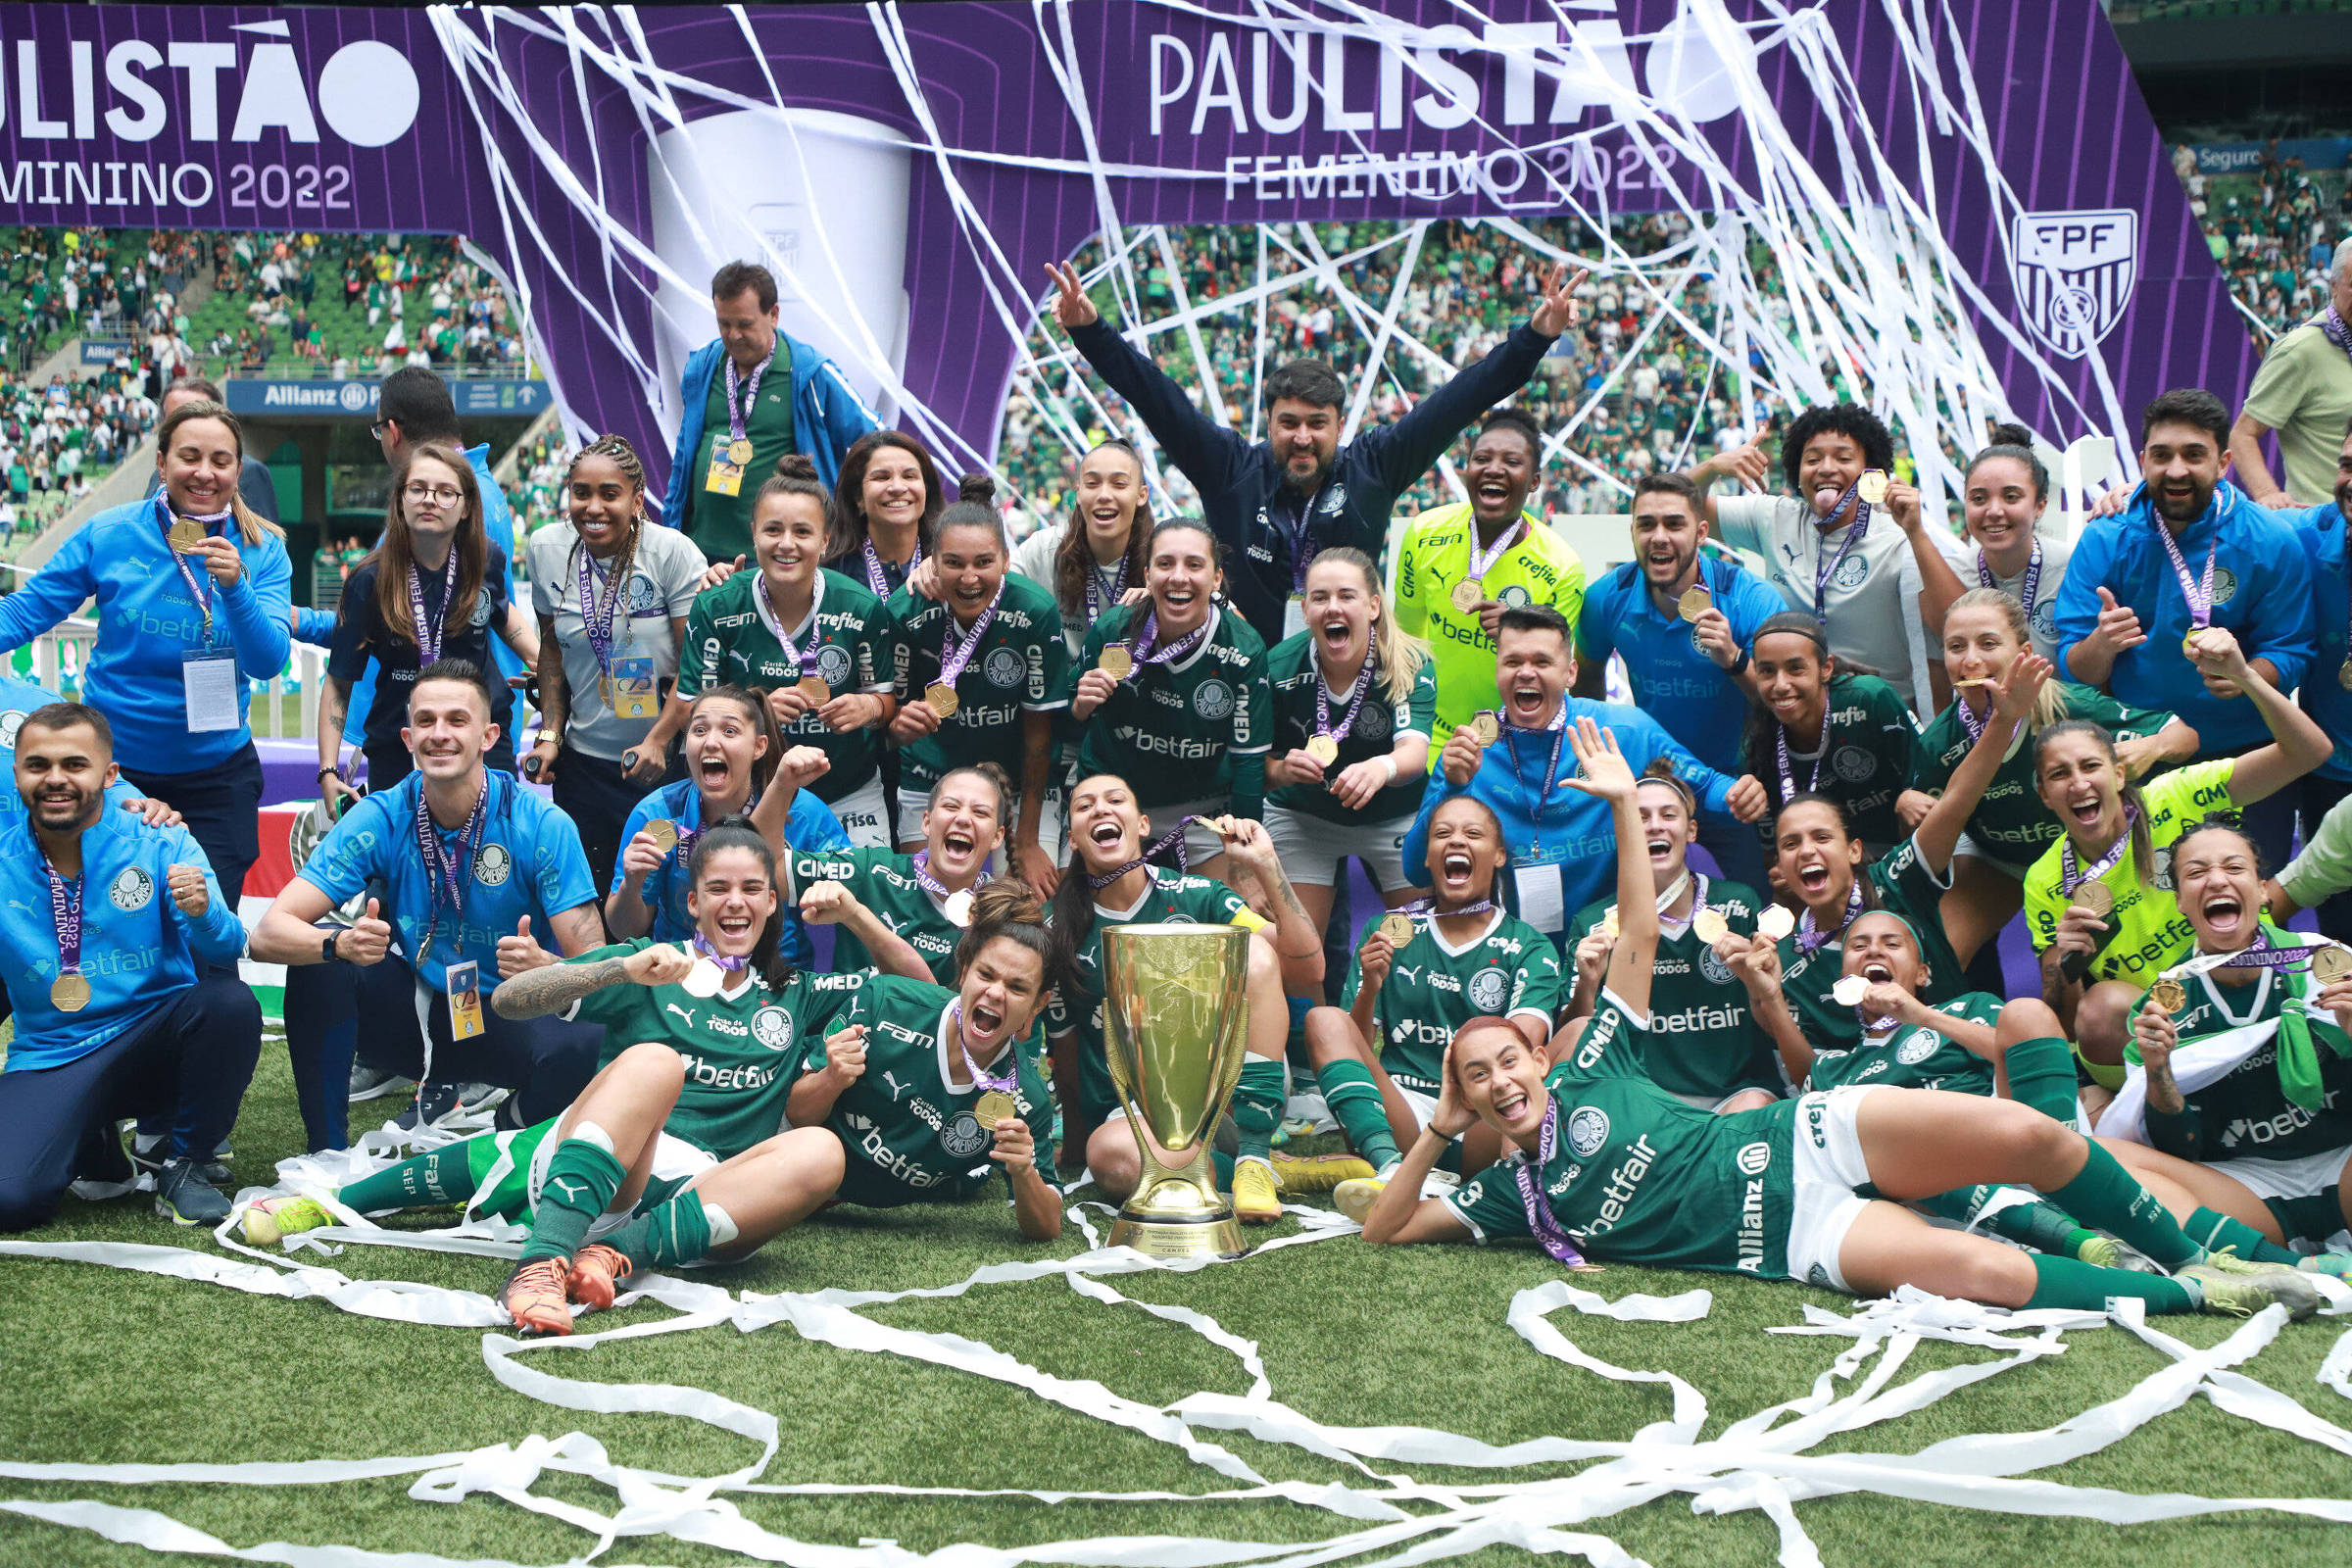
[1776,837,1965,1054]
[1264,633,1436,824]
[1800,990,2000,1097]
[1044,867,1267,1116]
[2024,759,2238,989]
[1754,673,1917,851]
[799,971,1054,1207]
[1076,603,1271,810]
[1910,687,2171,869]
[1565,879,1779,1101]
[2127,939,2352,1164]
[678,567,893,804]
[1340,908,1564,1093]
[888,572,1070,793]
[566,939,864,1157]
[787,845,963,977]
[1446,989,1802,1278]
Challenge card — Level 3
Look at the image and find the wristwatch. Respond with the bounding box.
[320,930,341,964]
[1729,649,1751,676]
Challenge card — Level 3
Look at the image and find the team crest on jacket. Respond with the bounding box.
[1698,945,1735,985]
[1832,747,1877,783]
[1193,678,1235,720]
[0,710,25,749]
[1896,1034,1937,1065]
[1566,1104,1610,1158]
[752,1006,792,1052]
[109,866,154,911]
[1832,555,1870,590]
[474,843,514,887]
[983,647,1025,689]
[2208,566,2238,606]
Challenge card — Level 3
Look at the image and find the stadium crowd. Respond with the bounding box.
[8,154,2352,1337]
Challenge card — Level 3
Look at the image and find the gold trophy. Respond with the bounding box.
[1100,923,1252,1259]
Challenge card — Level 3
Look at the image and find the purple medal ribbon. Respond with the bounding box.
[2059,808,2139,902]
[753,571,806,680]
[861,537,920,600]
[40,848,80,988]
[2150,514,2219,641]
[1271,482,1329,595]
[1090,819,1200,884]
[1774,708,1830,806]
[1082,553,1131,626]
[932,580,1005,701]
[1953,684,2022,753]
[1120,606,1213,679]
[723,343,776,449]
[2217,932,2305,972]
[954,1004,1020,1098]
[575,545,627,680]
[1460,518,1525,604]
[1312,650,1377,754]
[160,497,232,639]
[1500,709,1569,824]
[1976,537,2042,628]
[1810,480,1869,621]
[1859,1000,1902,1039]
[1386,895,1498,940]
[911,849,985,907]
[2324,305,2352,368]
[407,547,461,664]
[688,932,749,974]
[1511,1098,1591,1269]
[1795,878,1864,955]
[413,780,489,965]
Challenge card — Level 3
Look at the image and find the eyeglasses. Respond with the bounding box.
[368,417,391,439]
[404,482,463,506]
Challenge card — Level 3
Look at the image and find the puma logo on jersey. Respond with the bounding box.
[1391,964,1423,985]
[665,1004,698,1029]
[881,1070,911,1102]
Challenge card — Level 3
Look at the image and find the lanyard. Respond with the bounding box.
[1976,537,2042,627]
[722,343,777,446]
[407,547,461,664]
[414,779,488,966]
[955,1004,1020,1097]
[574,544,628,678]
[1774,704,1830,805]
[1809,482,1868,620]
[1091,818,1205,885]
[1511,1099,1591,1269]
[1125,606,1212,676]
[861,537,919,600]
[688,932,748,975]
[753,570,808,678]
[935,581,1005,691]
[161,498,230,640]
[2151,516,2219,637]
[1312,651,1377,748]
[1271,483,1328,594]
[1796,878,1864,955]
[1083,553,1130,626]
[1953,686,2021,753]
[40,847,80,979]
[2059,808,2138,898]
[1462,518,1524,596]
[1500,709,1569,824]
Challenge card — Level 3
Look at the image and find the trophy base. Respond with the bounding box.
[1106,1210,1248,1260]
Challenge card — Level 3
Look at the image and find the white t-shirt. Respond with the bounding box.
[1966,531,2075,662]
[1714,493,1970,708]
[529,522,707,761]
[1009,522,1129,661]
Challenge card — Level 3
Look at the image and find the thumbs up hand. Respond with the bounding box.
[339,897,392,966]
[497,912,555,981]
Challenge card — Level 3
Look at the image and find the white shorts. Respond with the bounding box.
[528,1126,716,1242]
[1953,832,2036,883]
[826,773,892,851]
[1261,802,1413,890]
[1783,1085,1883,1294]
[1669,1086,1777,1112]
[2204,1144,2352,1203]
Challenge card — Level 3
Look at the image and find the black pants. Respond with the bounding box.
[553,745,649,898]
[0,975,263,1231]
[352,952,601,1127]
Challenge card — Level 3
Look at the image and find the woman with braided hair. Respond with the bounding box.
[526,435,710,888]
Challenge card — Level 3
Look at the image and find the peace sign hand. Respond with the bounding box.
[1044,262,1100,331]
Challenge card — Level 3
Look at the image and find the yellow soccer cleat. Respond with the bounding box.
[2180,1253,2322,1320]
[1333,1176,1386,1225]
[239,1196,333,1247]
[1232,1157,1282,1224]
[1270,1152,1375,1194]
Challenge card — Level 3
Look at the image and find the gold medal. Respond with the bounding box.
[1857,469,1888,507]
[1691,908,1729,946]
[1099,645,1134,679]
[2313,945,2352,986]
[1470,711,1500,746]
[2337,659,2352,693]
[2074,880,2113,917]
[2148,977,2187,1015]
[50,971,90,1011]
[1376,911,1415,948]
[1305,734,1341,766]
[1832,974,1869,1006]
[1756,904,1796,943]
[167,519,205,553]
[972,1089,1019,1130]
[1600,906,1620,940]
[2182,632,2201,660]
[643,818,679,854]
[1450,577,1485,614]
[727,437,754,465]
[943,888,974,928]
[1677,588,1711,623]
[925,681,959,717]
[796,675,831,705]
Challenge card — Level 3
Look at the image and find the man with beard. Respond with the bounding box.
[1393,409,1587,755]
[1574,472,1785,887]
[2055,389,2315,866]
[1401,606,1766,955]
[1044,259,1586,647]
[2265,418,2352,943]
[0,704,258,1230]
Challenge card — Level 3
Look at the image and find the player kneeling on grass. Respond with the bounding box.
[1729,906,2122,1266]
[2095,816,2352,1277]
[785,882,1069,1240]
[1304,795,1561,1213]
[245,818,852,1336]
[1353,715,2322,1320]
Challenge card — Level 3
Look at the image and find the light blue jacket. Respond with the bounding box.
[612,777,849,966]
[662,332,879,533]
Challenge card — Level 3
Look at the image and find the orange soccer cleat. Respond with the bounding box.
[565,1243,634,1312]
[497,1258,575,1336]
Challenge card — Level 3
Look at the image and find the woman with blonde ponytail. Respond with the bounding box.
[0,396,291,906]
[1263,548,1434,936]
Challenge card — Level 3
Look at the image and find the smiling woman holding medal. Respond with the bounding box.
[787,761,1008,982]
[2026,624,2329,1094]
[2092,817,2352,1276]
[0,398,290,923]
[1262,549,1434,937]
[786,881,1068,1239]
[653,456,898,849]
[1071,519,1273,885]
[526,435,709,890]
[885,476,1070,888]
[1740,612,1919,859]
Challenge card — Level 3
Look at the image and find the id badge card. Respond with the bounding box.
[1282,594,1306,642]
[445,959,485,1041]
[182,651,239,733]
[704,437,745,497]
[609,654,659,720]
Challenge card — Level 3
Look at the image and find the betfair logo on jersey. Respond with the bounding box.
[679,1053,779,1093]
[1583,1133,1656,1237]
[1114,724,1224,762]
[1651,1004,1745,1036]
[2219,1090,2335,1151]
[859,1128,945,1189]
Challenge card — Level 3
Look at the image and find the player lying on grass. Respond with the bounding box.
[1352,715,2323,1319]
[1046,771,1366,1219]
[2097,815,2352,1276]
[245,819,855,1336]
[1302,795,1562,1206]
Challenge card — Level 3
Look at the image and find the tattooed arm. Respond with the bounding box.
[492,943,694,1019]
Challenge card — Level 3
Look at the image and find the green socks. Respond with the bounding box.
[2182,1205,2302,1265]
[1232,1059,1287,1164]
[2002,1037,2081,1125]
[603,1188,715,1271]
[337,1135,499,1213]
[1921,1184,2088,1255]
[518,1140,627,1265]
[2025,1253,2196,1314]
[2047,1140,2201,1271]
[1314,1059,1400,1170]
